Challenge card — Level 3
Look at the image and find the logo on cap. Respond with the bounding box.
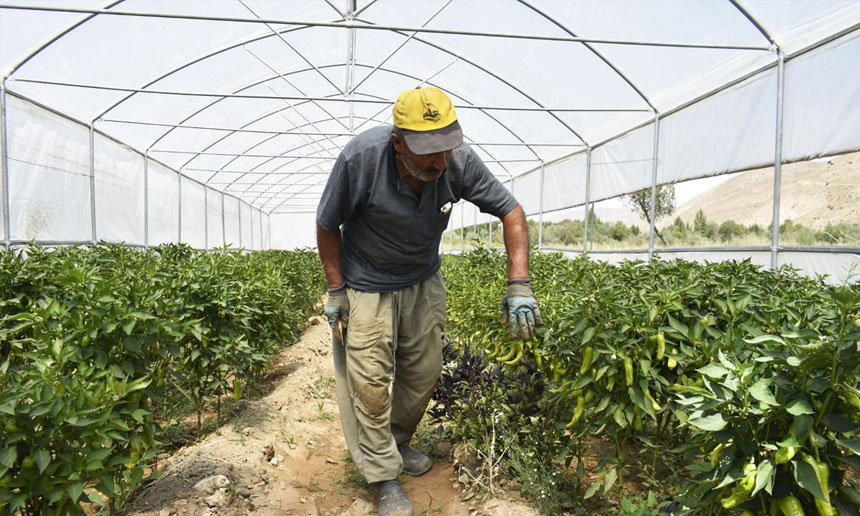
[423,105,440,122]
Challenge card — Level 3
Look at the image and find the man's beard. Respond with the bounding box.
[401,153,443,182]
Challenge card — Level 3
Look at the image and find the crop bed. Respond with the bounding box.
[438,249,860,515]
[0,244,325,515]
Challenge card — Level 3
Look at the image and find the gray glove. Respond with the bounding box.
[500,279,542,340]
[325,283,349,330]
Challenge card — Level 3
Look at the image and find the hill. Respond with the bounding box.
[672,151,860,231]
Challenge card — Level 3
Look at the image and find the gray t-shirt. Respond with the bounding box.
[317,125,518,292]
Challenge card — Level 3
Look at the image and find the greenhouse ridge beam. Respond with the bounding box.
[0,5,774,51]
[10,79,646,113]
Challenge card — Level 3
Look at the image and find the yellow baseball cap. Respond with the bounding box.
[392,87,463,154]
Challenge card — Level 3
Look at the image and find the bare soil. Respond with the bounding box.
[120,316,540,516]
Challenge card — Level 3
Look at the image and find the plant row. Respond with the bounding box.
[438,249,860,515]
[0,244,325,515]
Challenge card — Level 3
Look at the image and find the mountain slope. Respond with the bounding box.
[673,151,860,230]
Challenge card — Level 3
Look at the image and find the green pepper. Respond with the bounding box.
[801,454,832,516]
[778,496,804,516]
[667,347,678,369]
[580,346,594,375]
[774,446,797,465]
[720,485,751,509]
[583,390,596,403]
[656,331,666,361]
[644,388,661,412]
[709,443,725,468]
[565,395,586,428]
[624,357,634,386]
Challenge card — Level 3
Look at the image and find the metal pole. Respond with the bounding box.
[459,205,464,252]
[583,148,592,252]
[204,186,208,250]
[177,172,182,244]
[89,124,97,244]
[238,199,243,249]
[143,151,149,249]
[0,83,10,247]
[771,50,786,269]
[221,193,226,247]
[259,209,263,250]
[648,116,661,261]
[538,161,545,252]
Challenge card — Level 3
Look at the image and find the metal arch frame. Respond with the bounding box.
[5,0,665,202]
[1,0,127,81]
[120,57,539,213]
[1,87,264,250]
[518,0,658,114]
[0,4,774,51]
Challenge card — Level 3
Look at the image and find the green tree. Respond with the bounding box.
[623,185,676,245]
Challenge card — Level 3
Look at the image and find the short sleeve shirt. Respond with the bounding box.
[316,125,518,292]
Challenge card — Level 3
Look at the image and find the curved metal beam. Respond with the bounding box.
[2,0,126,80]
[518,0,657,113]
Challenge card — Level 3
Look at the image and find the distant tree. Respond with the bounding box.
[623,185,676,245]
[694,209,709,235]
[609,221,632,241]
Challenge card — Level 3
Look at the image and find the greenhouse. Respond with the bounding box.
[2,1,860,515]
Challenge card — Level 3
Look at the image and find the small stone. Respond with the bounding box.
[193,474,231,494]
[300,497,307,504]
[270,457,279,466]
[288,443,297,450]
[275,454,284,462]
[243,427,253,436]
[280,481,287,490]
[325,458,337,464]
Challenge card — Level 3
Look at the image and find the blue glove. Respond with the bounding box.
[325,283,349,331]
[500,279,542,340]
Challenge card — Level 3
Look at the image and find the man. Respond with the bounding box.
[316,87,541,516]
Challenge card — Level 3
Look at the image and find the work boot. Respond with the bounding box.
[397,444,432,476]
[377,479,414,516]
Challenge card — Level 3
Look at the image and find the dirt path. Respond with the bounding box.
[121,316,539,516]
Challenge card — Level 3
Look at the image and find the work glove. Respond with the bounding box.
[325,283,349,331]
[500,278,543,340]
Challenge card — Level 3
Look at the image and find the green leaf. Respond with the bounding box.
[581,326,596,345]
[786,399,813,416]
[0,447,16,468]
[122,318,136,335]
[583,480,601,499]
[604,468,618,493]
[837,439,860,455]
[752,460,774,496]
[749,378,778,406]
[33,449,51,473]
[822,415,859,433]
[793,459,826,501]
[667,315,689,338]
[698,363,729,379]
[688,413,727,431]
[67,481,84,503]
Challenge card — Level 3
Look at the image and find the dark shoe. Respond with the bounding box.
[397,444,432,476]
[377,479,414,516]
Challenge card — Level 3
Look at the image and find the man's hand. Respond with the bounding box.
[500,279,542,340]
[325,283,349,330]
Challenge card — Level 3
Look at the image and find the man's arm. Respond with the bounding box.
[498,204,541,339]
[501,204,529,280]
[317,223,344,289]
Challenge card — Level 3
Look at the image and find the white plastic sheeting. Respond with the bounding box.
[0,1,858,274]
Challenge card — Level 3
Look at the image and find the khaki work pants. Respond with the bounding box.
[332,271,446,483]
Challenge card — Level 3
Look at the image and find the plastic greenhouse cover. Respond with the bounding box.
[1,0,859,228]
